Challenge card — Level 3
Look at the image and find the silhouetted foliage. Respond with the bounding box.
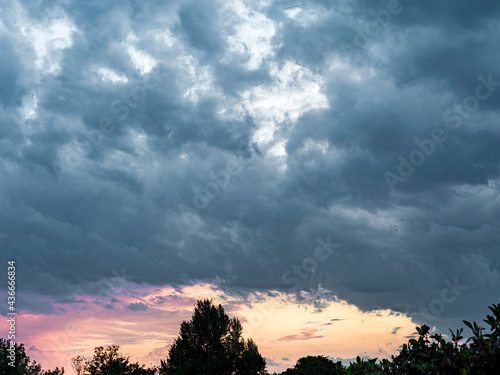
[0,338,64,375]
[280,355,341,375]
[160,299,267,375]
[42,369,65,375]
[4,302,500,375]
[71,355,86,375]
[80,345,156,375]
[276,303,500,375]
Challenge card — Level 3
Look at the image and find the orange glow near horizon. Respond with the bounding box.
[0,283,418,373]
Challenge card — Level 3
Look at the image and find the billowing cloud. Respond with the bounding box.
[0,0,499,372]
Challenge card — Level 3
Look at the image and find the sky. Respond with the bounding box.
[0,0,499,373]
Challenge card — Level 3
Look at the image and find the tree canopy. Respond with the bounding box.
[274,303,500,375]
[80,346,155,375]
[0,338,64,375]
[280,355,340,375]
[160,299,266,375]
[2,301,499,375]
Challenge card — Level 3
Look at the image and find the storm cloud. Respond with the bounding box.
[0,0,499,337]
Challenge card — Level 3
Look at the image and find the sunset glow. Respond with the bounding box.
[1,282,418,372]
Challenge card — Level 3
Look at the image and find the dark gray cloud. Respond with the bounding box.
[0,0,499,337]
[126,302,148,312]
[391,327,401,335]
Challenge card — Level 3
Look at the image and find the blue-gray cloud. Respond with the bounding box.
[0,0,499,337]
[126,302,148,312]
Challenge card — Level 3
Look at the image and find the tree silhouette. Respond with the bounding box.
[4,301,499,374]
[276,303,500,374]
[0,338,64,375]
[71,356,86,375]
[160,299,266,375]
[280,355,340,375]
[82,346,155,375]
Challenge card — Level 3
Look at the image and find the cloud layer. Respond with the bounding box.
[0,0,499,359]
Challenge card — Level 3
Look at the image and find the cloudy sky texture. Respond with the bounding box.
[1,0,500,372]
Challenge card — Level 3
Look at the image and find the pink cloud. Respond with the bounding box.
[270,327,326,343]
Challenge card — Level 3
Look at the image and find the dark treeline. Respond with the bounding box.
[1,301,499,375]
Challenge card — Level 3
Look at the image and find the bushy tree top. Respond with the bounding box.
[0,338,64,375]
[3,301,499,375]
[160,299,267,375]
[276,303,500,375]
